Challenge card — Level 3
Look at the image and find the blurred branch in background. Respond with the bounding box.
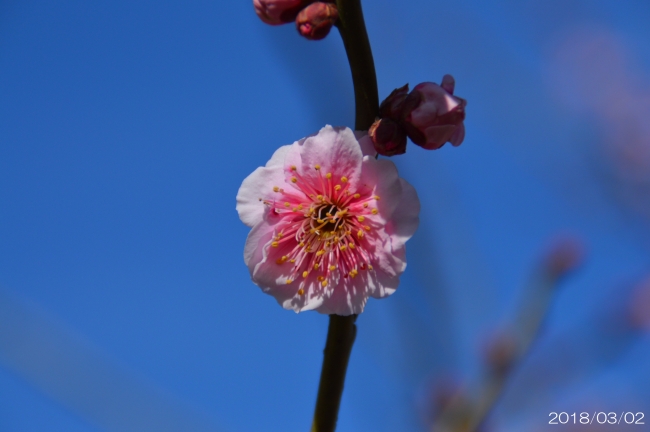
[0,287,220,432]
[429,236,584,432]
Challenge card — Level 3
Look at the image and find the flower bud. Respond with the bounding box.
[543,236,584,279]
[379,84,409,121]
[483,331,518,375]
[369,118,407,156]
[402,75,466,150]
[254,0,308,26]
[296,2,338,41]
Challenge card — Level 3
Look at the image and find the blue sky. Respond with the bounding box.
[1,1,650,431]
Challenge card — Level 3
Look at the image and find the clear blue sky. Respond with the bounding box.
[1,1,650,431]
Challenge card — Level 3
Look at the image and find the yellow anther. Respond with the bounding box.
[297,204,303,210]
[340,245,347,251]
[329,265,336,271]
[349,243,355,249]
[321,280,328,287]
[299,242,305,247]
[314,164,321,170]
[368,265,374,270]
[363,203,369,208]
[374,195,380,200]
[271,241,279,247]
[364,225,371,231]
[353,193,361,199]
[357,230,364,238]
[326,173,332,179]
[290,259,296,263]
[298,288,305,295]
[314,263,319,270]
[357,216,365,222]
[349,269,358,278]
[317,219,324,224]
[316,195,323,201]
[273,186,280,192]
[290,165,297,171]
[334,185,341,191]
[341,176,348,183]
[291,177,297,183]
[303,271,309,278]
[284,202,290,207]
[286,279,293,284]
[316,250,325,257]
[371,208,379,215]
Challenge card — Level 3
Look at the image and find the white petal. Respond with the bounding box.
[236,165,286,227]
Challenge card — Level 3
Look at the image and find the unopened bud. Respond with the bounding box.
[543,236,585,279]
[483,331,518,375]
[296,2,338,41]
[369,118,407,156]
[402,75,466,150]
[379,84,409,121]
[254,0,308,26]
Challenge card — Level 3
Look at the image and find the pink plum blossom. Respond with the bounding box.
[402,75,466,150]
[236,126,420,315]
[253,0,307,26]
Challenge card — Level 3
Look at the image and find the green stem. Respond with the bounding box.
[311,315,357,432]
[335,0,379,130]
[311,1,377,431]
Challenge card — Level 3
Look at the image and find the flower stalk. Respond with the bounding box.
[312,1,379,431]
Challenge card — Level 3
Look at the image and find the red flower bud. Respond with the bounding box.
[254,0,308,26]
[296,2,339,41]
[402,75,466,150]
[369,118,407,156]
[379,84,409,121]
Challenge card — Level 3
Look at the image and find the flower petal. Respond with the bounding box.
[358,157,403,224]
[284,125,364,191]
[236,164,287,227]
[386,178,420,250]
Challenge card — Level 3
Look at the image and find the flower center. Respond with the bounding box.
[261,163,380,293]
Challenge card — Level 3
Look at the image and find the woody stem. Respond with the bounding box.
[310,1,378,432]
